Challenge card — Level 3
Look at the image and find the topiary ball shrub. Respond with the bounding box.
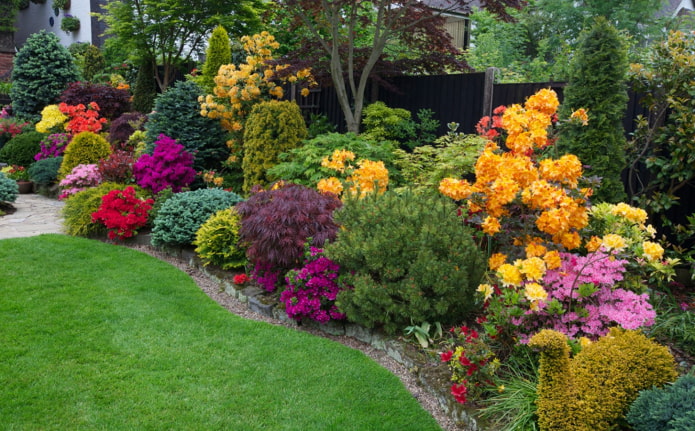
[62,182,143,237]
[58,131,112,180]
[59,82,132,121]
[10,30,80,119]
[108,112,147,150]
[133,134,196,194]
[627,374,695,431]
[28,156,63,185]
[0,172,18,203]
[193,207,247,270]
[151,188,243,248]
[0,131,45,166]
[236,183,342,278]
[242,100,307,193]
[145,80,229,173]
[325,189,485,334]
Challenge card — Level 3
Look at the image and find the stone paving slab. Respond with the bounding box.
[0,193,65,239]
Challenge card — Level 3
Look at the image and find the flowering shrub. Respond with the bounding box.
[98,150,135,183]
[316,149,389,198]
[59,102,108,134]
[281,246,347,323]
[35,133,71,161]
[58,164,102,200]
[233,273,249,285]
[91,186,154,240]
[35,104,68,133]
[133,134,196,194]
[0,118,31,146]
[60,81,131,121]
[250,261,282,292]
[1,165,30,181]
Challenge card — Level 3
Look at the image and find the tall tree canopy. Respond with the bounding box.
[97,0,265,92]
[273,0,525,133]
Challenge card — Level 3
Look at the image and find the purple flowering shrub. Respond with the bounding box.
[35,133,71,161]
[511,250,656,342]
[133,134,196,194]
[250,261,282,292]
[281,247,348,323]
[58,163,102,200]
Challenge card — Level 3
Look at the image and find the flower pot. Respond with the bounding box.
[17,181,33,194]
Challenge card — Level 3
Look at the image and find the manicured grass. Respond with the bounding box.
[0,235,441,430]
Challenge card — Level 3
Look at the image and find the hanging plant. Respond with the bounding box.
[60,14,79,32]
[52,0,70,10]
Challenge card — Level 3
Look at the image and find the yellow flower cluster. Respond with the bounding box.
[199,31,317,136]
[35,104,68,133]
[321,149,355,173]
[317,149,389,198]
[570,108,589,125]
[502,89,559,155]
[610,202,648,225]
[642,241,664,261]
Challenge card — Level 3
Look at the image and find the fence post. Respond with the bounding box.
[482,67,499,119]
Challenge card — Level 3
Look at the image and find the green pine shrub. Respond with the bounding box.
[131,57,157,113]
[151,188,243,248]
[193,207,247,270]
[267,132,400,187]
[627,374,695,431]
[242,100,307,193]
[0,172,18,203]
[325,189,485,334]
[28,156,63,185]
[62,182,144,237]
[557,17,629,203]
[199,25,231,93]
[58,131,112,180]
[10,30,80,120]
[0,131,44,166]
[145,80,229,173]
[82,44,106,83]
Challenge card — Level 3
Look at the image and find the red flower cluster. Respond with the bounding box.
[59,102,108,133]
[233,273,250,285]
[91,186,153,240]
[475,105,506,141]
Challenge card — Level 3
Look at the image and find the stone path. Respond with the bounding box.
[0,193,65,239]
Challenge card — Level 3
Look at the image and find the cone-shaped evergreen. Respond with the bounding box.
[557,17,628,203]
[132,57,157,113]
[200,26,231,93]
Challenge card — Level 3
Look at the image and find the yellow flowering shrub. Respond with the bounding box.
[317,149,389,199]
[35,104,68,134]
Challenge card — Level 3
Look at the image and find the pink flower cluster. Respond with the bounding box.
[280,247,347,323]
[133,134,196,194]
[58,164,102,200]
[512,251,656,341]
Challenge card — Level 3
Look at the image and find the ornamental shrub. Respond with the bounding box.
[35,104,68,134]
[0,118,32,149]
[267,132,400,187]
[60,82,131,121]
[199,25,231,93]
[35,133,71,161]
[242,100,307,193]
[133,134,196,194]
[108,112,147,150]
[62,182,143,237]
[28,157,63,186]
[98,150,135,183]
[627,374,695,431]
[0,172,18,203]
[0,131,44,166]
[193,207,247,270]
[58,131,112,180]
[11,30,80,120]
[361,101,439,150]
[81,44,106,83]
[151,188,243,248]
[59,102,108,134]
[58,164,102,200]
[145,80,228,173]
[91,186,154,240]
[236,183,342,275]
[281,246,347,324]
[557,17,628,203]
[131,57,157,113]
[326,189,485,334]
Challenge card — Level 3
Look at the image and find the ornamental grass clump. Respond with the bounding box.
[326,189,485,334]
[193,207,247,270]
[133,134,196,194]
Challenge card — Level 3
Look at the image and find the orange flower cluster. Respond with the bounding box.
[317,149,389,198]
[439,89,591,251]
[58,102,107,134]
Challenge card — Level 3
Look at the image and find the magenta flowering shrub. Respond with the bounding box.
[58,163,102,200]
[280,247,347,323]
[510,250,656,341]
[133,134,196,194]
[35,133,71,161]
[250,261,281,292]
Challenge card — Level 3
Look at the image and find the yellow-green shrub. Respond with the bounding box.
[193,207,247,270]
[242,100,307,193]
[58,131,112,180]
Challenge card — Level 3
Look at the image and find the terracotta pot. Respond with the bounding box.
[17,181,33,194]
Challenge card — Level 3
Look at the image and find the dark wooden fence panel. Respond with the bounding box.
[491,81,566,111]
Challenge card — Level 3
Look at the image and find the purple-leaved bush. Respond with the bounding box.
[35,133,71,161]
[133,134,196,194]
[281,246,348,323]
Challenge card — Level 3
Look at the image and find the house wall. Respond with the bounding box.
[15,1,93,50]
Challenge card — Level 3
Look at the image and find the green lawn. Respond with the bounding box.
[0,234,441,430]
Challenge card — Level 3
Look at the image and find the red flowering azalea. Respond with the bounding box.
[440,350,453,363]
[450,383,468,404]
[233,273,250,285]
[91,186,153,240]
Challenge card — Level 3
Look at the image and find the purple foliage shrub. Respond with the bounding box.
[236,183,342,277]
[133,134,196,194]
[98,150,135,183]
[35,133,71,161]
[108,112,147,150]
[60,82,131,121]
